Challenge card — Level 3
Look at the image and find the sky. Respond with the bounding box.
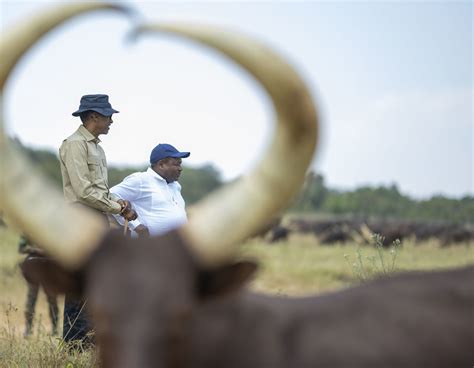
[1,0,472,199]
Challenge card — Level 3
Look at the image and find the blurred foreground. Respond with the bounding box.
[1,224,473,367]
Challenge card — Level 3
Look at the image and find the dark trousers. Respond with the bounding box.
[63,294,94,347]
[63,204,109,347]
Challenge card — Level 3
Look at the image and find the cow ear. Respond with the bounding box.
[198,260,258,299]
[20,256,83,296]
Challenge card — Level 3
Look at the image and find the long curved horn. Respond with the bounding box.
[134,24,319,265]
[0,2,129,269]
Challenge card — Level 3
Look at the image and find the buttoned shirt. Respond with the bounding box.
[110,168,187,236]
[59,125,122,214]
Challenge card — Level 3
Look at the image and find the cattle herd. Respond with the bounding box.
[1,2,473,368]
[264,217,474,246]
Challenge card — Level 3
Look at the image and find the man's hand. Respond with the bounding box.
[117,199,131,213]
[122,208,137,221]
[134,224,150,238]
[117,199,138,221]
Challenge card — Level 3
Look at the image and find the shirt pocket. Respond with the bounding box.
[87,156,102,182]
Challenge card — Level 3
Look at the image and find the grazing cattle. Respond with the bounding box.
[1,3,473,368]
[265,224,290,243]
[287,217,474,246]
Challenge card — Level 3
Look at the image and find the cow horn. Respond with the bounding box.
[0,2,130,269]
[133,24,319,265]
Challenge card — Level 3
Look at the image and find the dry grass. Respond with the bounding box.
[242,233,474,295]
[0,228,98,367]
[1,226,473,367]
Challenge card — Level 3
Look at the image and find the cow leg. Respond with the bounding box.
[45,290,59,335]
[24,281,39,337]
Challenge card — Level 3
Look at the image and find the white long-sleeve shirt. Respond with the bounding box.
[110,167,187,236]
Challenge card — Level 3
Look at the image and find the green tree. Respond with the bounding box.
[180,164,222,204]
[110,163,223,204]
[291,171,328,211]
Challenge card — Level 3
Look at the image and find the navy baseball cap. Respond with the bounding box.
[150,143,190,164]
[72,94,119,117]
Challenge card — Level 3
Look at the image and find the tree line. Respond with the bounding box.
[290,172,474,224]
[20,144,222,206]
[19,145,474,224]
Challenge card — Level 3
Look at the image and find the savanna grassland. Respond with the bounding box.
[1,226,473,367]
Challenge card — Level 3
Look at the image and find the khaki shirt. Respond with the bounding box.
[59,125,122,214]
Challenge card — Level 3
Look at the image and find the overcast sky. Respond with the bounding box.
[1,0,472,199]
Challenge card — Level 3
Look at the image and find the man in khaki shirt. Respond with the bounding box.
[60,123,122,214]
[60,94,135,217]
[59,94,136,347]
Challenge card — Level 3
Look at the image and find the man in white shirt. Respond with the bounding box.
[110,143,190,237]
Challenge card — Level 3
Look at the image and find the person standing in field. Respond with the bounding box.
[110,143,190,238]
[59,94,137,347]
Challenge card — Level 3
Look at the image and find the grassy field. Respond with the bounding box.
[1,226,473,367]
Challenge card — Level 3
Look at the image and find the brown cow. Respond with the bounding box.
[92,233,474,368]
[1,3,473,368]
[28,230,474,367]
